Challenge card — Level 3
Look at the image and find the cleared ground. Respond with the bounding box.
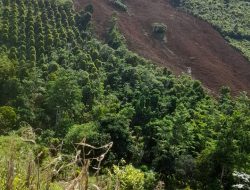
[74,0,250,94]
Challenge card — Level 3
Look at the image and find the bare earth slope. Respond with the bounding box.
[74,0,250,94]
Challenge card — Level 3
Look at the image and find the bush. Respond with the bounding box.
[84,4,94,14]
[152,23,167,41]
[65,122,106,148]
[112,164,145,190]
[143,170,157,190]
[152,23,167,34]
[107,15,126,49]
[110,0,128,12]
[0,106,17,134]
[109,164,157,190]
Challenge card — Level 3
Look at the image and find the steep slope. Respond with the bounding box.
[74,0,250,94]
[182,0,250,61]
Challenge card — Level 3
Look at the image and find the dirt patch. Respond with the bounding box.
[74,0,250,95]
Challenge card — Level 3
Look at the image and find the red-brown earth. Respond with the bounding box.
[74,0,250,95]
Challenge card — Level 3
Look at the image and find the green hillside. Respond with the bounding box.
[180,0,250,60]
[0,0,249,189]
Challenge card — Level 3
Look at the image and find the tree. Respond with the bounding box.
[107,15,126,49]
[65,122,108,150]
[0,106,17,134]
[0,54,16,81]
[93,97,136,161]
[45,69,84,128]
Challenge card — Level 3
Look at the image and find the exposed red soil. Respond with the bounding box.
[74,0,250,95]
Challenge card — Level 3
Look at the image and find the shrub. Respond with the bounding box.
[110,0,128,12]
[143,170,157,190]
[152,23,167,34]
[0,106,17,134]
[84,4,94,14]
[112,164,145,190]
[65,122,105,148]
[107,15,126,49]
[152,23,168,41]
[108,164,157,190]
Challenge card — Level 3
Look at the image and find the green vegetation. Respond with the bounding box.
[0,135,36,189]
[107,15,126,49]
[110,0,128,12]
[152,23,168,41]
[0,0,249,189]
[180,0,250,61]
[108,164,156,190]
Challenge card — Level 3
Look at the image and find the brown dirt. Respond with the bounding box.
[74,0,250,95]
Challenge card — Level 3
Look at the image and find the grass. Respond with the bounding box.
[0,132,115,189]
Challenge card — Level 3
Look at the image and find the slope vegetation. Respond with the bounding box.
[75,0,250,94]
[0,0,249,189]
[182,0,250,61]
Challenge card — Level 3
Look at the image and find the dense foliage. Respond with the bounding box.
[179,0,250,61]
[0,0,249,189]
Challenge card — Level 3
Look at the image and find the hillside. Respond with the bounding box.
[0,0,249,189]
[182,0,250,61]
[75,0,250,94]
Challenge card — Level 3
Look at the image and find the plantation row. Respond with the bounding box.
[0,0,89,66]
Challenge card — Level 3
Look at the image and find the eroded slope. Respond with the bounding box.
[75,0,250,94]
